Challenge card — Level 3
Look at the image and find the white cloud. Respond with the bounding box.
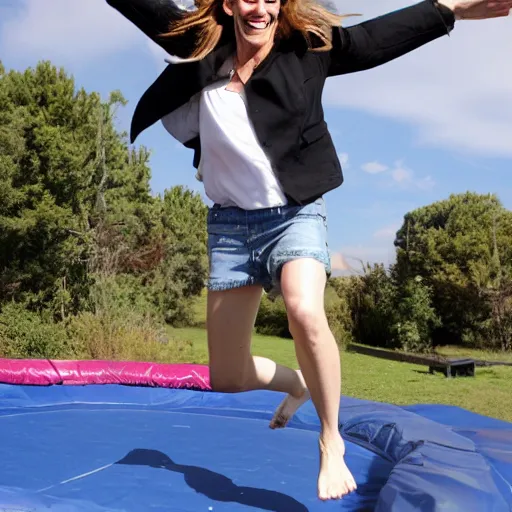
[361,158,436,190]
[338,152,350,168]
[331,252,351,271]
[362,161,388,174]
[391,166,412,184]
[373,223,400,240]
[332,244,397,274]
[326,1,512,158]
[390,160,436,190]
[416,175,436,191]
[0,0,141,65]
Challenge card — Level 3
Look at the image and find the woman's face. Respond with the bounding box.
[223,0,281,52]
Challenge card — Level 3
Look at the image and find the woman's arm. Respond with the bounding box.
[325,0,511,77]
[325,0,455,77]
[106,0,197,58]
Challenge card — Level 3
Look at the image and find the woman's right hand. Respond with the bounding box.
[437,0,512,20]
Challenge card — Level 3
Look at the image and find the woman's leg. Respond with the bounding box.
[206,284,305,398]
[279,257,357,501]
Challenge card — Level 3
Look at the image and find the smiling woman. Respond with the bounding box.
[162,0,344,61]
[105,0,511,502]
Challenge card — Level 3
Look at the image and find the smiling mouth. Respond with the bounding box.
[243,19,270,30]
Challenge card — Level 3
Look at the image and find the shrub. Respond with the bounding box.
[67,309,192,362]
[391,276,441,353]
[341,265,397,348]
[254,286,353,347]
[324,285,353,348]
[69,274,193,362]
[0,302,78,358]
[255,294,290,338]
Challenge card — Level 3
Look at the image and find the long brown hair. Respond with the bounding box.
[162,0,349,60]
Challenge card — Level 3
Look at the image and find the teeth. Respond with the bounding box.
[246,20,267,29]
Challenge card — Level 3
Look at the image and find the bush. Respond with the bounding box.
[0,274,194,364]
[342,264,397,348]
[391,276,441,353]
[255,294,290,338]
[69,273,193,361]
[324,285,354,348]
[87,274,160,320]
[330,267,439,353]
[254,286,353,347]
[0,302,78,358]
[67,309,192,362]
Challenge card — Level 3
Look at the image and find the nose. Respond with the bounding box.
[253,0,267,15]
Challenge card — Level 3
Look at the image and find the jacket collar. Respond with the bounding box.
[210,39,237,76]
[130,32,307,142]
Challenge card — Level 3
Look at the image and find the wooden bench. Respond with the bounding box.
[347,344,476,378]
[428,358,475,378]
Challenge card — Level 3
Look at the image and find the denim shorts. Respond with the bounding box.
[206,197,331,295]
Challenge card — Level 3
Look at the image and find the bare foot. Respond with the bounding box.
[317,433,357,500]
[269,370,310,429]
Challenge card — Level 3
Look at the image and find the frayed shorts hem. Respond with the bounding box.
[272,250,330,274]
[266,252,331,297]
[206,253,331,295]
[206,197,330,297]
[206,277,258,292]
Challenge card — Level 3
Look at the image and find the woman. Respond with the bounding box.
[107,0,511,501]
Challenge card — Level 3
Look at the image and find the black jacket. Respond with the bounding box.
[107,0,455,205]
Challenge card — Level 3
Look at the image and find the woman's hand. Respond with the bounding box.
[437,0,512,20]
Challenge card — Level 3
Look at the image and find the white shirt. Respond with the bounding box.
[161,58,287,210]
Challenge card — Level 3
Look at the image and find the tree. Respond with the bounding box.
[391,276,440,353]
[394,192,512,349]
[0,60,101,315]
[340,263,397,348]
[0,60,208,327]
[153,186,208,325]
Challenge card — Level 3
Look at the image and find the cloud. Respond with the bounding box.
[416,176,436,191]
[391,166,412,184]
[390,161,436,191]
[331,252,351,272]
[338,152,350,168]
[0,0,142,65]
[362,161,388,174]
[362,158,436,191]
[326,0,512,158]
[373,223,400,240]
[331,244,397,274]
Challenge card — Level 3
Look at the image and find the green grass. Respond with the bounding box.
[436,345,512,363]
[189,290,208,327]
[168,326,512,423]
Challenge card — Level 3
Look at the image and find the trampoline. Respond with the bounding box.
[0,359,511,511]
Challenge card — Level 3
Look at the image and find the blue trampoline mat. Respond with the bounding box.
[1,383,511,511]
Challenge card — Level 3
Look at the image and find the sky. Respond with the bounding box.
[0,0,510,274]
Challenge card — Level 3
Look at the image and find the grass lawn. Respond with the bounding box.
[168,326,512,423]
[436,345,512,363]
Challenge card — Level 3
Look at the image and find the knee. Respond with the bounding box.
[286,299,328,342]
[209,367,248,393]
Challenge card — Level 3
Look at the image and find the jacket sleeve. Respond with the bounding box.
[325,0,455,77]
[105,0,197,58]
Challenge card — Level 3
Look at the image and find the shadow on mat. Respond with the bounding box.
[117,448,309,511]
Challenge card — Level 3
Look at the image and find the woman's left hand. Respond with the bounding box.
[438,0,512,19]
